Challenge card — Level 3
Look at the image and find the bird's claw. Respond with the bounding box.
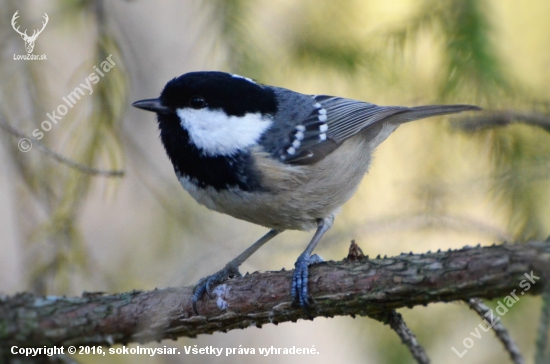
[291,253,323,310]
[192,265,241,314]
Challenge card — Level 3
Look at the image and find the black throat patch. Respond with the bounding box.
[157,113,263,191]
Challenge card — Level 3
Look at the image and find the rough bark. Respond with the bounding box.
[1,241,549,349]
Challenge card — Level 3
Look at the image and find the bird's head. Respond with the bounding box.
[132,71,277,157]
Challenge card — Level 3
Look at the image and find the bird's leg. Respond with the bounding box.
[291,216,334,309]
[192,228,281,314]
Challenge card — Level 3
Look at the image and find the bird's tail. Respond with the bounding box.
[388,104,481,124]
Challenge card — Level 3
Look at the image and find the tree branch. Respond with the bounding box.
[1,241,549,350]
[467,298,524,364]
[0,115,124,178]
[535,283,550,363]
[371,310,430,364]
[452,110,550,133]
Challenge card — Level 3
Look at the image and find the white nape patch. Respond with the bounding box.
[176,108,272,156]
[232,74,256,84]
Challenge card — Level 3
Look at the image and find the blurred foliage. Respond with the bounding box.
[1,0,126,294]
[374,0,550,241]
[208,0,264,76]
[378,0,509,101]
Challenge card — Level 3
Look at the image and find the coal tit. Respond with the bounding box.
[133,71,480,312]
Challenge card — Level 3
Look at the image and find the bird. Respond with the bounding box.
[132,71,480,313]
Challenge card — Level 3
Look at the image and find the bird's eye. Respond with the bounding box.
[189,96,206,109]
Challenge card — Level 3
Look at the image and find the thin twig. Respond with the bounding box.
[372,310,430,364]
[468,298,524,364]
[535,284,550,364]
[0,117,124,177]
[452,110,550,133]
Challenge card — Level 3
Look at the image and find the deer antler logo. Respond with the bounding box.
[11,11,49,54]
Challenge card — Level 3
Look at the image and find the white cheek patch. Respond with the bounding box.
[176,108,273,156]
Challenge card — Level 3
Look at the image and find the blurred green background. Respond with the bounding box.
[1,0,550,363]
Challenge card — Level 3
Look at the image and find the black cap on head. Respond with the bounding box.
[159,71,278,117]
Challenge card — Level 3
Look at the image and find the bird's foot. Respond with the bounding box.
[291,253,324,310]
[192,264,241,314]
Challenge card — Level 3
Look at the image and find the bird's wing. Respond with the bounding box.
[279,95,479,165]
[279,95,407,165]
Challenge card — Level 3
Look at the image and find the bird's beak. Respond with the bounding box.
[132,98,171,114]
